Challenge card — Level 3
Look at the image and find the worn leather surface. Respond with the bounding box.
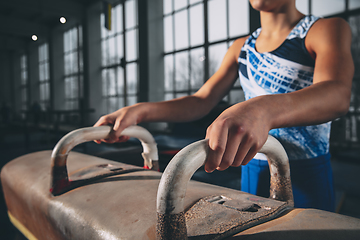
[2,151,360,239]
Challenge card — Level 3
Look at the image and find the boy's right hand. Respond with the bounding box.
[93,103,146,144]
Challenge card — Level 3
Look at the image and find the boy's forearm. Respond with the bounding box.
[139,95,215,123]
[257,80,351,130]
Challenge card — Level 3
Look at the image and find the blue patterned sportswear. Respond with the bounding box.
[238,15,331,160]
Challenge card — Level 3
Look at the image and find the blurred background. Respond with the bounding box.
[0,0,360,238]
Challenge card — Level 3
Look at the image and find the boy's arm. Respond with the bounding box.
[94,37,247,143]
[204,18,354,172]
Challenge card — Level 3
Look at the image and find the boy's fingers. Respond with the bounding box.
[205,126,228,173]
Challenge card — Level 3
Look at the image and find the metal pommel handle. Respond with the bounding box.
[156,135,293,240]
[50,125,158,195]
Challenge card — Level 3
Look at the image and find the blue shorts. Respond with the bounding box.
[241,153,335,212]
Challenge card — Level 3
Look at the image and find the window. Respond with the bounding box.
[163,0,249,104]
[63,26,83,110]
[38,43,50,110]
[20,55,28,112]
[101,0,139,113]
[311,0,345,17]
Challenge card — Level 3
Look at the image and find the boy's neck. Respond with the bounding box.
[259,6,304,36]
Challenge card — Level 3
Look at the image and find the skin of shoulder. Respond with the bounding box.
[306,17,352,57]
[231,36,248,64]
[304,16,353,97]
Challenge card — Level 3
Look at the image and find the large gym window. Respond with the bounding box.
[101,0,139,113]
[63,26,83,110]
[163,0,249,104]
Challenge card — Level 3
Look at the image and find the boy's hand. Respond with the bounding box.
[93,104,145,144]
[205,100,270,173]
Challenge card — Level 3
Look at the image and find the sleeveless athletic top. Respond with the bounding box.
[238,15,331,160]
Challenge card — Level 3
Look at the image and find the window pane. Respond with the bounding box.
[126,63,138,94]
[39,46,43,62]
[45,83,50,102]
[45,44,49,60]
[126,29,137,61]
[350,0,360,9]
[174,0,187,11]
[296,0,309,15]
[79,50,83,72]
[312,0,345,16]
[66,54,71,75]
[79,75,83,98]
[164,54,174,91]
[125,0,137,29]
[208,0,227,42]
[208,42,227,77]
[22,71,27,84]
[64,54,69,75]
[116,34,124,61]
[229,89,245,105]
[44,82,50,104]
[72,52,79,73]
[64,32,69,52]
[65,77,70,99]
[73,76,79,99]
[79,26,83,47]
[176,92,188,98]
[107,12,116,37]
[102,69,108,96]
[39,64,44,81]
[40,83,44,101]
[101,14,107,38]
[164,15,174,52]
[190,3,204,46]
[45,60,50,81]
[102,39,108,66]
[45,62,49,80]
[21,55,26,68]
[164,0,173,14]
[117,66,124,95]
[229,0,249,37]
[68,53,74,74]
[109,97,118,113]
[190,0,202,4]
[118,97,125,109]
[174,10,189,50]
[116,4,123,33]
[72,28,78,50]
[165,93,174,101]
[42,63,46,80]
[190,47,204,90]
[108,36,116,64]
[127,95,137,106]
[108,68,116,96]
[175,51,189,91]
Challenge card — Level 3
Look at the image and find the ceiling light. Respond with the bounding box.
[60,17,66,24]
[32,35,38,41]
